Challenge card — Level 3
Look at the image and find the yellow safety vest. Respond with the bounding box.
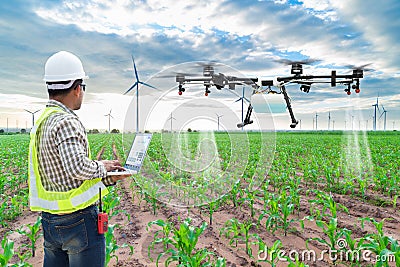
[28,106,109,214]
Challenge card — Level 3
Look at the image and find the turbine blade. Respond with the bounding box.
[124,82,139,94]
[132,56,139,81]
[234,98,243,103]
[139,81,157,89]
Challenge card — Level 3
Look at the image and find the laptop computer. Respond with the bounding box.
[107,133,152,176]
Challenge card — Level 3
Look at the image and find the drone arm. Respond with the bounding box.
[280,85,298,128]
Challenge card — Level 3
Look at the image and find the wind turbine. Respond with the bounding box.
[167,113,176,132]
[104,109,113,133]
[379,105,387,131]
[24,109,40,128]
[124,55,157,133]
[372,96,379,131]
[315,113,319,130]
[351,115,354,131]
[216,113,223,131]
[328,111,331,130]
[234,86,249,131]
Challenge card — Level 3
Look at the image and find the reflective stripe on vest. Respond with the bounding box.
[28,106,109,214]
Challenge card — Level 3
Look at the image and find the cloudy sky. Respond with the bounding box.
[0,0,399,132]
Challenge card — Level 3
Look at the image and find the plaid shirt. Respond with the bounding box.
[37,100,114,192]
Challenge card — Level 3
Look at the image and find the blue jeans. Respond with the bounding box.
[41,205,105,267]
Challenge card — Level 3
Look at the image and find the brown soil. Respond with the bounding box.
[2,145,399,267]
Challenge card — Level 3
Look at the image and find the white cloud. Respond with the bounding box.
[1,0,399,130]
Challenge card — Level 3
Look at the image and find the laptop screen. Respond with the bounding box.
[124,133,152,172]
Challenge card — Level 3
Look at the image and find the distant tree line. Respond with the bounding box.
[87,129,120,134]
[0,129,27,134]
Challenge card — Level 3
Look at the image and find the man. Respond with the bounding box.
[28,51,132,266]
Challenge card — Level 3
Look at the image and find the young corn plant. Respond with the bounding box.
[148,219,173,256]
[239,187,260,218]
[207,199,220,226]
[148,218,225,267]
[139,179,166,215]
[229,182,243,208]
[258,192,296,236]
[340,228,365,265]
[258,193,279,234]
[390,238,400,266]
[219,218,257,257]
[0,234,15,267]
[359,217,398,267]
[305,216,345,263]
[16,216,42,258]
[277,192,297,236]
[102,188,130,220]
[104,224,134,266]
[308,190,348,220]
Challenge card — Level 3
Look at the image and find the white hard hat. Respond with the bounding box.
[43,51,88,82]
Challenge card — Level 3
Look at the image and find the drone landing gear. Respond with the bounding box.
[237,104,254,128]
[344,79,361,95]
[178,84,185,95]
[205,85,211,96]
[281,85,298,128]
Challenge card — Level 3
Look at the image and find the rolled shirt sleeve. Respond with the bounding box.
[54,116,115,187]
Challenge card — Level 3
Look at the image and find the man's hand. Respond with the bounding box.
[101,160,124,172]
[101,160,133,182]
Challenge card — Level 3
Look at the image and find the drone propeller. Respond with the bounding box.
[344,63,373,72]
[189,61,225,77]
[156,71,198,78]
[193,61,221,67]
[274,58,321,66]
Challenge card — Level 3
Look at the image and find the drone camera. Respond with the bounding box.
[300,84,311,93]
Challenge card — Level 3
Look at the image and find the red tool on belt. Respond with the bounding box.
[97,188,108,234]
